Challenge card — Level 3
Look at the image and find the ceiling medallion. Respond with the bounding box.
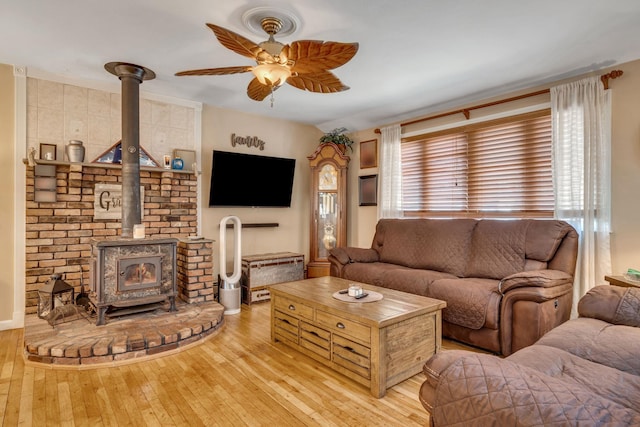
[241,6,300,38]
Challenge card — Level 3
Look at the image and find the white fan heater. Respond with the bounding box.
[219,215,242,315]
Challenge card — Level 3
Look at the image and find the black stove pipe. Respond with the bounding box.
[105,62,155,238]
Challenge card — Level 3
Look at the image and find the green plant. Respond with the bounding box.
[319,127,354,152]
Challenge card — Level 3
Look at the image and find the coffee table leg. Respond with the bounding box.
[371,329,385,397]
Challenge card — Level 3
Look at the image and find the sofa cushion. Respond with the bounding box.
[507,345,640,410]
[372,219,476,277]
[536,317,640,376]
[340,262,401,288]
[465,220,527,279]
[379,268,457,296]
[429,278,501,330]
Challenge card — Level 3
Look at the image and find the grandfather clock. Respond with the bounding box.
[307,142,350,277]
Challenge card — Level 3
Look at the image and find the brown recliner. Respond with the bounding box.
[420,285,640,426]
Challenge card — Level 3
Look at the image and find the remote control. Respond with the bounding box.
[354,292,368,299]
[338,289,349,294]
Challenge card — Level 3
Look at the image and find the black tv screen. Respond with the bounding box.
[209,150,296,207]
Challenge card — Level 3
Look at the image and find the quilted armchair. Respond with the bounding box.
[420,285,640,426]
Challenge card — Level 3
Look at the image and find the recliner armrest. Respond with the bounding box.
[579,285,640,327]
[499,269,573,294]
[422,350,474,388]
[420,350,477,415]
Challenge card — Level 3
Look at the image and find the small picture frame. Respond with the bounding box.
[359,174,378,206]
[163,155,172,169]
[39,143,57,161]
[359,139,377,169]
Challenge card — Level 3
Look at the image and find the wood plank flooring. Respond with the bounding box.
[0,301,481,426]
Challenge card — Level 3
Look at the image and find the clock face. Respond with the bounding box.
[319,164,337,190]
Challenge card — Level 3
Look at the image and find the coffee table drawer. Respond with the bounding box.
[316,310,371,344]
[273,295,314,321]
[300,321,330,359]
[332,334,371,379]
[274,310,299,344]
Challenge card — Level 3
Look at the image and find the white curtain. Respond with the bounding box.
[378,124,403,219]
[551,76,612,317]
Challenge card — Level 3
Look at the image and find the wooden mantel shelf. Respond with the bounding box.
[24,158,200,175]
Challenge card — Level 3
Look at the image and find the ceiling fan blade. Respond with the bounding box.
[175,66,252,76]
[247,78,273,101]
[287,71,350,93]
[206,23,262,60]
[289,40,359,74]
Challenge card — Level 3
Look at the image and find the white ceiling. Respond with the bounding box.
[3,0,640,132]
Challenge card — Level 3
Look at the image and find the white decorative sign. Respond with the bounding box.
[94,184,144,220]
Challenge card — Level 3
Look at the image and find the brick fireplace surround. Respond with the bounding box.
[23,161,224,365]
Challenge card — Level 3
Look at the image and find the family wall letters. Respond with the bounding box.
[231,133,266,150]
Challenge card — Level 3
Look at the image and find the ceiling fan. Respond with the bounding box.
[175,17,359,103]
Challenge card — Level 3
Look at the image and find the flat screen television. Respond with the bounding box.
[208,150,296,207]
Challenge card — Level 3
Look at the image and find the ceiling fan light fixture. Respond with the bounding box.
[252,63,291,87]
[259,39,286,58]
[176,14,358,103]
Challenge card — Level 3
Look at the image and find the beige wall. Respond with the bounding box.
[200,105,322,279]
[347,58,640,285]
[0,64,15,324]
[2,58,639,327]
[26,77,197,166]
[609,59,640,276]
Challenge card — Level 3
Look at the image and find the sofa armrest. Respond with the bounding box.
[328,247,379,278]
[579,285,640,327]
[420,350,475,416]
[330,247,379,264]
[499,270,574,355]
[499,269,573,294]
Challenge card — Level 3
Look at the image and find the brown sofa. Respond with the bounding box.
[420,285,640,426]
[328,219,578,355]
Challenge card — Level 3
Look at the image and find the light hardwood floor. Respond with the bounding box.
[0,302,479,426]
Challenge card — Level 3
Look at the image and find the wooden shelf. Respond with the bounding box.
[224,223,279,229]
[24,158,199,175]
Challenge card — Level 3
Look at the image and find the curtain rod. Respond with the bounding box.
[374,69,624,134]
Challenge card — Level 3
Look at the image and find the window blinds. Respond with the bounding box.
[401,109,553,218]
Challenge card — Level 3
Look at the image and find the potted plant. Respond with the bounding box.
[319,127,354,153]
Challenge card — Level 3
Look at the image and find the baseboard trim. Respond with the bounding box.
[0,311,24,331]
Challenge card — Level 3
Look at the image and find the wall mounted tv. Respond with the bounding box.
[208,150,296,208]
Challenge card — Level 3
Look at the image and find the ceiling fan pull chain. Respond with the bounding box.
[270,88,275,108]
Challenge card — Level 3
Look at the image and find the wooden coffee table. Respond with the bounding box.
[270,276,446,398]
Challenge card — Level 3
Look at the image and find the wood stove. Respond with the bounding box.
[86,62,179,326]
[90,237,178,325]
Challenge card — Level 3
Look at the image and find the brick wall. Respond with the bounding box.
[25,162,199,314]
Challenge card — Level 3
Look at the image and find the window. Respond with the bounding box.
[401,109,553,218]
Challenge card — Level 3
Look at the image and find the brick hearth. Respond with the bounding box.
[23,159,223,367]
[23,301,224,366]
